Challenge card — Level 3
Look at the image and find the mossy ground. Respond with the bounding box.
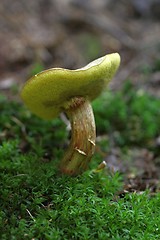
[0,82,160,240]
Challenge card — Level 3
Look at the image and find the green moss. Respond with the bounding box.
[0,139,160,239]
[0,82,160,239]
[93,81,160,148]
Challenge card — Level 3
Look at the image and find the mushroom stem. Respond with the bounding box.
[60,97,96,176]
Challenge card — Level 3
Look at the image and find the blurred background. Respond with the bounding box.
[0,0,160,96]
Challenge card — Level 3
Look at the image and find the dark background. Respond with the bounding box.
[0,0,160,96]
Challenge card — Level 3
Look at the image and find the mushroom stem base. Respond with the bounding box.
[60,97,96,176]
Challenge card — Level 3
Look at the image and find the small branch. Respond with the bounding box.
[26,209,35,222]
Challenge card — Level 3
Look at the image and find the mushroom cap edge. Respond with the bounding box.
[21,53,120,120]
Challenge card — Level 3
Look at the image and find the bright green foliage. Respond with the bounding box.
[93,81,160,147]
[0,141,122,240]
[0,139,160,240]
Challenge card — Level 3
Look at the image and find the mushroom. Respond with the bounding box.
[21,53,120,176]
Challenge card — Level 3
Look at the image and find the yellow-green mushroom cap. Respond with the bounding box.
[21,53,120,120]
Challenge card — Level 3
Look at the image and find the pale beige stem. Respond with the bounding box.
[60,97,96,176]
